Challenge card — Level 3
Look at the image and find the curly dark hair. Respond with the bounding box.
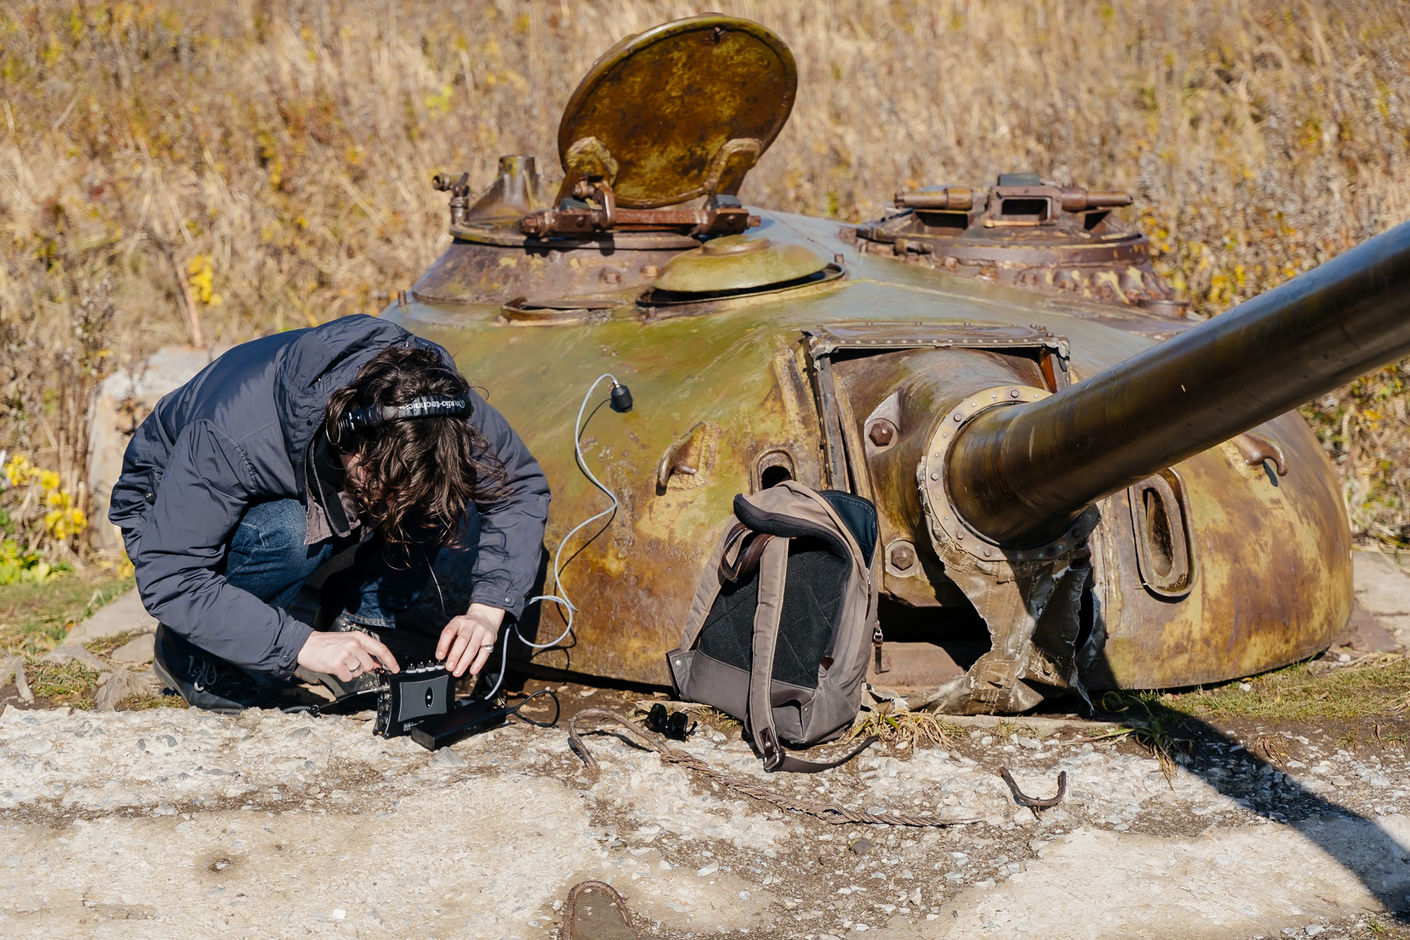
[323,345,506,550]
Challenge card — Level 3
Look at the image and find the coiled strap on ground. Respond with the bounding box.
[567,708,982,828]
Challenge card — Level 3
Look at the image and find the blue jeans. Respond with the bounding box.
[225,498,437,629]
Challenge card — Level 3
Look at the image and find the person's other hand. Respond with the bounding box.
[297,629,400,682]
[437,604,506,678]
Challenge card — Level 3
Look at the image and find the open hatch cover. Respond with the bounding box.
[555,15,797,210]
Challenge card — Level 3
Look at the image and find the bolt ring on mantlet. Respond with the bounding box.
[920,384,1100,562]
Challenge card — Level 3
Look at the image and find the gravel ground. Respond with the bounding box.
[0,551,1407,938]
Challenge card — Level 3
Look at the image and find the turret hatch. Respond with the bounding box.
[521,15,796,240]
[555,15,796,210]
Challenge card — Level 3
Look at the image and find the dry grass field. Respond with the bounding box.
[2,0,1408,561]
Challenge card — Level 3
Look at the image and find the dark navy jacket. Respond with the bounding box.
[109,315,550,677]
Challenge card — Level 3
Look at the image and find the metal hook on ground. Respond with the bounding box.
[999,767,1068,819]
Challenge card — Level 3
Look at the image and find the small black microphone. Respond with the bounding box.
[610,381,634,413]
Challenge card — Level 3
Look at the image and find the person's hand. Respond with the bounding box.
[437,604,506,678]
[297,629,400,682]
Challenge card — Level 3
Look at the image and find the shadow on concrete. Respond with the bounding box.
[1090,692,1410,924]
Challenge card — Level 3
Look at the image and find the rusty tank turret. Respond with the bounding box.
[380,15,1410,713]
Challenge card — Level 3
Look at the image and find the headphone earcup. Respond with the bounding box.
[335,406,372,443]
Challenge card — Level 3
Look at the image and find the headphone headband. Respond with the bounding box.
[333,395,471,443]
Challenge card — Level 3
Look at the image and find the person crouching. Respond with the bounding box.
[109,315,549,712]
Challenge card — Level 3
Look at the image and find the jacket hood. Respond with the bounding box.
[273,315,420,488]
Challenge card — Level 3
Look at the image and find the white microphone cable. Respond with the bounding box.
[479,372,628,698]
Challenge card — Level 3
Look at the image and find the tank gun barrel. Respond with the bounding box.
[946,219,1410,545]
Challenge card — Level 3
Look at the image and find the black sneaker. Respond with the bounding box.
[152,624,280,713]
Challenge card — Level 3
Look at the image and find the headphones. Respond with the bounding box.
[331,395,471,446]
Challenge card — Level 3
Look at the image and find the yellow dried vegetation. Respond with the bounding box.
[1,0,1408,551]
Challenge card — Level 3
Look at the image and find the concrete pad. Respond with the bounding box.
[928,814,1410,938]
[63,588,154,648]
[1352,549,1410,650]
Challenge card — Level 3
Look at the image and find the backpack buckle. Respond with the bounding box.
[757,727,782,769]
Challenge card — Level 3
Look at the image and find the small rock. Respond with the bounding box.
[429,748,467,768]
[0,656,32,704]
[849,837,874,855]
[111,634,156,665]
[42,645,106,670]
[95,669,160,711]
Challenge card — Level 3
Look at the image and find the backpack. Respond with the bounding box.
[666,480,881,772]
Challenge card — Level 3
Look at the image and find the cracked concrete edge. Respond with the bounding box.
[59,588,155,649]
[1351,548,1410,651]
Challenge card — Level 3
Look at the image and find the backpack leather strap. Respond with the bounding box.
[719,525,773,583]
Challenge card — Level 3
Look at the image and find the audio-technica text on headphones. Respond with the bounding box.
[331,395,471,446]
